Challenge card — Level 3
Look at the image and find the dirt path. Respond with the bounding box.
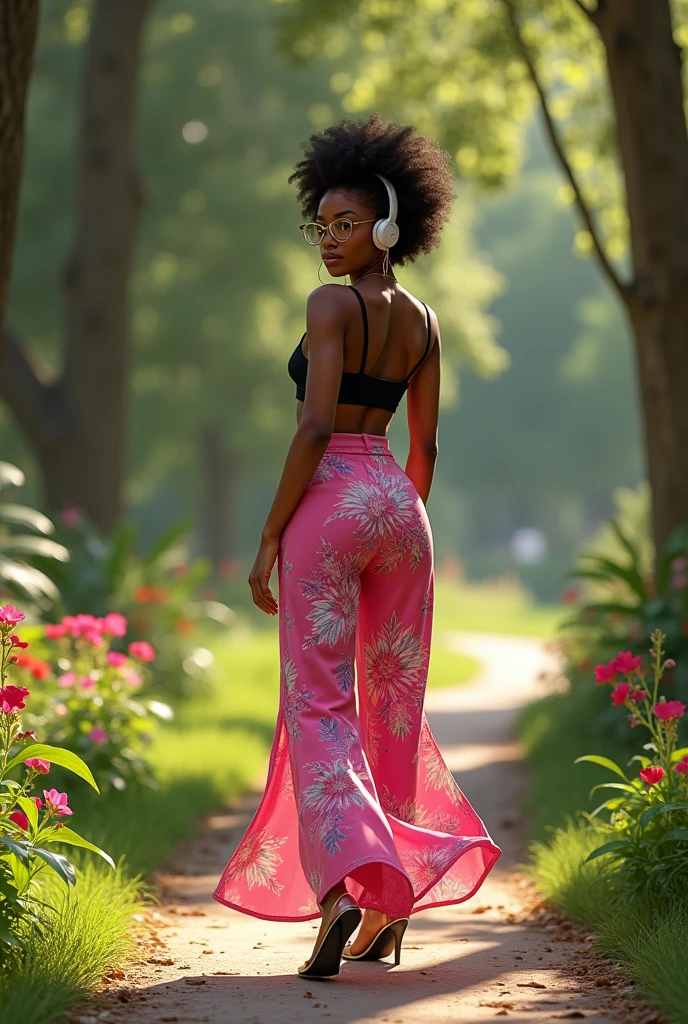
[79,633,658,1024]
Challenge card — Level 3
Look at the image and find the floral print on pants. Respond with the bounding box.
[213,433,501,922]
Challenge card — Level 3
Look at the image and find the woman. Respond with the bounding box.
[213,114,501,977]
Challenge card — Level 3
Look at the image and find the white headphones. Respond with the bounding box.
[373,174,400,251]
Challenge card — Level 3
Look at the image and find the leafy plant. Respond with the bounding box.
[576,629,688,901]
[37,513,233,696]
[0,463,69,610]
[0,604,113,964]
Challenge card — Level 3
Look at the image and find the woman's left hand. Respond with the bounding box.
[248,536,280,615]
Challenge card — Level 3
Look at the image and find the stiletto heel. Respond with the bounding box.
[390,918,408,965]
[298,894,362,978]
[342,916,409,964]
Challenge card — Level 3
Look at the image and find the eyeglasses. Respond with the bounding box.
[299,218,377,245]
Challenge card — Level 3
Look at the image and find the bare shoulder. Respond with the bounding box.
[395,283,439,336]
[306,283,356,321]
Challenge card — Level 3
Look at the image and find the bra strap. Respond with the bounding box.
[348,286,369,374]
[404,301,432,382]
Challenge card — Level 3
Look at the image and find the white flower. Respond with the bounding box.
[298,541,365,649]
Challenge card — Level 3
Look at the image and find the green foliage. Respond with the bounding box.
[0,463,69,610]
[0,609,112,965]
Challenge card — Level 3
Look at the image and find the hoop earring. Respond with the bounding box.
[318,260,328,284]
[382,249,390,276]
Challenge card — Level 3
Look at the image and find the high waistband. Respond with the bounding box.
[324,432,393,457]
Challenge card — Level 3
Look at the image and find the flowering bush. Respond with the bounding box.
[17,612,173,790]
[576,629,688,899]
[0,605,113,961]
[41,515,233,696]
[554,512,688,753]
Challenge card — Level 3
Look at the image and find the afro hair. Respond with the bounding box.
[289,113,455,266]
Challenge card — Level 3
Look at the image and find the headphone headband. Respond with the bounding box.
[373,173,400,251]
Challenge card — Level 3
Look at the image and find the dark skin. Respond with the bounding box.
[247,188,441,964]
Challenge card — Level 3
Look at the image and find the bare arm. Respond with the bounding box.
[405,308,440,504]
[248,284,349,614]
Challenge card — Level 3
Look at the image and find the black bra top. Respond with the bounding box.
[287,285,432,414]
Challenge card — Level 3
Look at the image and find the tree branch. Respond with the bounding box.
[501,0,628,302]
[0,327,61,451]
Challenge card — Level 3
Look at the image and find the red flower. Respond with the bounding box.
[16,653,51,680]
[639,766,664,785]
[0,685,30,713]
[174,617,194,635]
[595,662,617,684]
[128,641,155,662]
[611,682,631,706]
[653,700,687,721]
[24,758,50,773]
[16,729,35,741]
[9,810,29,831]
[134,585,153,604]
[631,690,646,702]
[613,651,642,674]
[10,634,28,650]
[675,757,688,776]
[560,585,580,605]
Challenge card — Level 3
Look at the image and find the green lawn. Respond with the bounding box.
[433,575,565,637]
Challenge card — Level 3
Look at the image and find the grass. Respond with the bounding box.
[433,575,565,637]
[0,864,146,1024]
[519,686,688,1023]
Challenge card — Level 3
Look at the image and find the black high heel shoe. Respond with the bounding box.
[298,894,362,978]
[342,917,409,966]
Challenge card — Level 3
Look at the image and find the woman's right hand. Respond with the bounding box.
[248,535,280,615]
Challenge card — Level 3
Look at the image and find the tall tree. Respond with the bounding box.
[0,1,39,346]
[1,0,153,533]
[281,0,688,563]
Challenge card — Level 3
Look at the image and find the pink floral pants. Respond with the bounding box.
[213,433,500,922]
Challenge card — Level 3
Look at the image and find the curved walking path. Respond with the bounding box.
[82,633,655,1024]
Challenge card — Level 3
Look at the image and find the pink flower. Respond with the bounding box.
[665,659,676,669]
[611,682,631,706]
[60,504,83,528]
[10,634,28,649]
[128,641,155,662]
[24,757,50,773]
[595,661,618,684]
[102,613,127,638]
[45,623,68,640]
[16,729,35,740]
[43,789,73,816]
[653,700,686,721]
[675,757,688,776]
[89,727,107,744]
[107,651,127,667]
[58,672,76,688]
[9,810,29,831]
[123,669,141,688]
[72,614,97,637]
[613,651,642,674]
[0,685,30,713]
[0,605,25,627]
[639,766,664,785]
[79,675,96,690]
[631,690,646,702]
[32,797,43,810]
[82,627,103,647]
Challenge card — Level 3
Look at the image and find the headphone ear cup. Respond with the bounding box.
[373,218,400,250]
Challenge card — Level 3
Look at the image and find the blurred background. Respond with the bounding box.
[0,0,647,609]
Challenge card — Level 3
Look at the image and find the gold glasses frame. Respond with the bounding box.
[299,217,377,245]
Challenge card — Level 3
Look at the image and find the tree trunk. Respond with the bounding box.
[596,0,688,559]
[201,424,237,573]
[0,0,153,533]
[0,2,39,349]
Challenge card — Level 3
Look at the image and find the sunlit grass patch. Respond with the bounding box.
[433,575,565,637]
[0,863,145,1024]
